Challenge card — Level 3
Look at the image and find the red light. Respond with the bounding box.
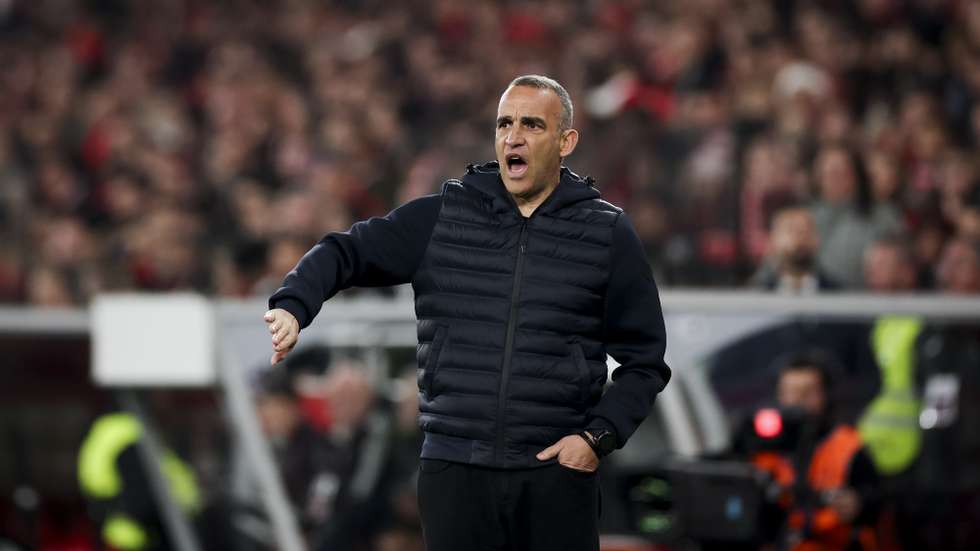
[754,408,783,438]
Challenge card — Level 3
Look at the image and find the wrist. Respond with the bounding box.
[273,298,308,328]
[578,427,616,458]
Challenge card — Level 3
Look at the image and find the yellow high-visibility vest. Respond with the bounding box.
[77,413,201,549]
[858,316,923,475]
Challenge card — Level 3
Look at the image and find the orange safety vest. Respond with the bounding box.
[752,425,878,551]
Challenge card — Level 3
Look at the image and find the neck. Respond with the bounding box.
[512,171,561,218]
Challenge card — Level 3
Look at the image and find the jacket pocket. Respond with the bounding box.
[571,343,591,405]
[423,325,449,398]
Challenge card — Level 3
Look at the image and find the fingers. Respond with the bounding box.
[265,309,299,363]
[273,330,296,350]
[272,319,295,345]
[542,435,599,471]
[265,311,281,335]
[265,309,296,345]
[536,441,562,461]
[270,340,296,365]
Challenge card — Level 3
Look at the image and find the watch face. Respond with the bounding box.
[596,432,615,454]
[583,428,616,456]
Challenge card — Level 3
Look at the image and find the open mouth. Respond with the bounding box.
[505,154,528,178]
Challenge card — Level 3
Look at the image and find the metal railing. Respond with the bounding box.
[3,290,980,550]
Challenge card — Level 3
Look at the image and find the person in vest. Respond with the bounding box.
[751,353,881,551]
[77,411,201,551]
[263,74,671,551]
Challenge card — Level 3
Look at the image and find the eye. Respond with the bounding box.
[497,120,511,129]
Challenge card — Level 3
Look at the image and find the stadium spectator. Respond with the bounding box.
[811,145,904,289]
[2,0,980,306]
[936,237,980,294]
[862,237,918,292]
[750,204,838,293]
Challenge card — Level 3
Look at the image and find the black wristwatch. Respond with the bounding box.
[578,427,616,458]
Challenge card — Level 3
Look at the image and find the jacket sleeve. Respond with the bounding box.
[268,194,442,329]
[587,213,671,448]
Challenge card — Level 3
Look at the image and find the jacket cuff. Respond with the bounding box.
[585,416,620,449]
[272,298,310,329]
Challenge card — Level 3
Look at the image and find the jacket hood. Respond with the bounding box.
[460,161,600,216]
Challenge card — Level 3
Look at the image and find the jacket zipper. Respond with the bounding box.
[496,218,528,463]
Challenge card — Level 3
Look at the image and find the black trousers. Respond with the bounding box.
[417,458,601,551]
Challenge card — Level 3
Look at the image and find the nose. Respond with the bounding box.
[504,126,525,147]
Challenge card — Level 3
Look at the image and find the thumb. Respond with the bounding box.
[536,441,561,461]
[264,310,276,322]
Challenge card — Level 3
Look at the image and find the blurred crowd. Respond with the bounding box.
[227,350,425,551]
[1,0,980,306]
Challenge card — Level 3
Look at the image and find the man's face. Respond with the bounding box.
[495,85,576,201]
[816,148,855,204]
[938,240,980,294]
[777,368,827,417]
[863,244,916,292]
[771,208,818,272]
[257,395,300,441]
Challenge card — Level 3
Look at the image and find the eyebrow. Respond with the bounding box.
[521,116,546,128]
[495,115,547,128]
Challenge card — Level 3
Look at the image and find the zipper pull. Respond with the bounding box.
[520,242,526,254]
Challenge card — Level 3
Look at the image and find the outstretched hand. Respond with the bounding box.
[264,308,299,365]
[536,434,599,472]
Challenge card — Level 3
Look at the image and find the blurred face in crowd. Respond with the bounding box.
[778,367,827,417]
[26,266,74,307]
[495,85,578,209]
[257,394,301,442]
[770,207,819,274]
[937,238,980,294]
[815,146,856,205]
[322,362,375,433]
[959,208,980,242]
[866,151,901,202]
[863,241,917,292]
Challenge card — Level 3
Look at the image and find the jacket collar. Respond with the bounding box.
[460,161,600,217]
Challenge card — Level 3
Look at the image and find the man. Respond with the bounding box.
[263,75,670,550]
[857,237,923,476]
[231,366,335,539]
[750,353,881,551]
[899,237,980,549]
[862,237,917,293]
[810,145,903,289]
[750,205,839,293]
[936,236,980,294]
[77,408,202,551]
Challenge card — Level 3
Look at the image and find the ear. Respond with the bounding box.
[559,129,579,158]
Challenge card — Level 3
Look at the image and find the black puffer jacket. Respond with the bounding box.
[270,162,670,468]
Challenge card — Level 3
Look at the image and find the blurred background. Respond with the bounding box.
[0,0,979,550]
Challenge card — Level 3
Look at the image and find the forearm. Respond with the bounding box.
[587,361,668,445]
[590,213,671,447]
[268,236,355,328]
[268,194,442,329]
